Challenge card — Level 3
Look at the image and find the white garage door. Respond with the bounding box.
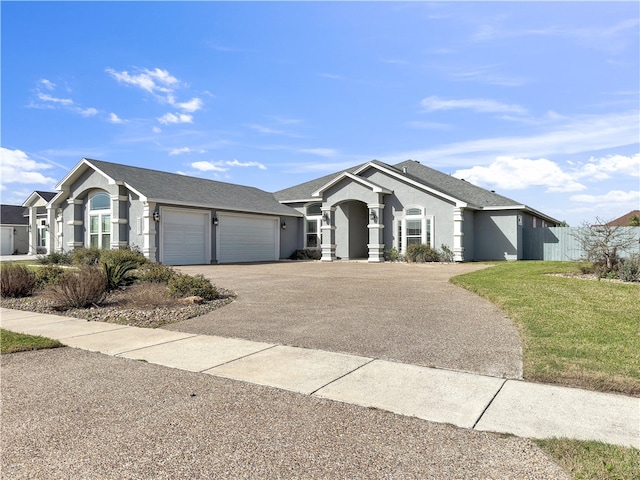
[1,227,13,255]
[218,214,279,263]
[161,209,209,265]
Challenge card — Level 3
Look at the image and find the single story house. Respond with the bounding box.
[25,157,559,265]
[0,205,29,255]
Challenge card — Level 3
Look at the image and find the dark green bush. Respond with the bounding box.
[48,266,108,309]
[34,264,66,287]
[289,249,321,260]
[136,263,177,284]
[101,245,147,268]
[439,244,455,263]
[103,260,139,291]
[0,264,37,297]
[405,244,442,263]
[37,251,72,265]
[384,247,402,262]
[168,273,219,301]
[71,247,102,266]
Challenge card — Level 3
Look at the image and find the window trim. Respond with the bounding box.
[88,192,112,250]
[304,203,322,249]
[395,206,435,254]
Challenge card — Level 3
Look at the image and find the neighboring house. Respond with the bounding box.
[606,210,640,227]
[26,157,560,265]
[22,191,58,255]
[0,205,29,255]
[274,159,560,262]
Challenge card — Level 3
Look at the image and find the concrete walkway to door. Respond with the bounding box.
[169,262,523,379]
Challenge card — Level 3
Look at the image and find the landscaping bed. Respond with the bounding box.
[0,284,235,329]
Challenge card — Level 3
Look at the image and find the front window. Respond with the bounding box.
[305,203,322,248]
[89,192,111,249]
[397,207,434,253]
[37,219,47,248]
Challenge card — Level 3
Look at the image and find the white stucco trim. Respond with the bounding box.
[353,162,467,207]
[311,172,392,197]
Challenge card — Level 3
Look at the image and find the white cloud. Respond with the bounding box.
[157,112,193,125]
[0,148,57,188]
[453,156,586,192]
[39,79,56,90]
[578,153,640,180]
[79,107,98,117]
[173,97,203,113]
[570,190,640,205]
[108,112,125,124]
[152,126,162,134]
[37,92,73,106]
[421,96,527,115]
[107,67,203,115]
[226,159,267,170]
[169,147,205,156]
[191,161,228,172]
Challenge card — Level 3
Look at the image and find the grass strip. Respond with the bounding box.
[535,438,640,480]
[0,328,63,354]
[450,261,640,395]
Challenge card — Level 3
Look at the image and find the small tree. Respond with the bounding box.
[573,217,639,273]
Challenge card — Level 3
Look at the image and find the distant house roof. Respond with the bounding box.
[606,210,640,226]
[275,159,555,220]
[54,158,301,217]
[0,205,28,225]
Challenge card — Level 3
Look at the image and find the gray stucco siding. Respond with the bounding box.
[474,211,520,261]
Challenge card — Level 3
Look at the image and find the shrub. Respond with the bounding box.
[618,255,640,282]
[37,251,72,265]
[72,247,102,266]
[439,244,455,263]
[48,266,108,309]
[405,244,441,263]
[168,273,219,301]
[289,249,321,260]
[136,263,177,284]
[103,260,139,291]
[100,245,147,268]
[0,264,37,297]
[384,247,402,262]
[34,264,66,287]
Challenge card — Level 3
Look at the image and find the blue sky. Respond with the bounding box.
[1,1,638,226]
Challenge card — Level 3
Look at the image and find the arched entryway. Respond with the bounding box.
[335,200,368,260]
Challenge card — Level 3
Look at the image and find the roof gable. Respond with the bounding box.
[311,171,392,197]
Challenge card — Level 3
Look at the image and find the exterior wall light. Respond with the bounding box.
[281,221,287,230]
[322,212,330,223]
[213,216,219,226]
[369,210,377,222]
[153,211,160,222]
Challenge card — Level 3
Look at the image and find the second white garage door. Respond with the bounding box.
[161,209,210,265]
[218,213,279,263]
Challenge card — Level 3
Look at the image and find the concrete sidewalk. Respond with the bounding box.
[2,307,638,449]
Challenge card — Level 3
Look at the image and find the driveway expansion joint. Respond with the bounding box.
[309,357,377,396]
[472,378,508,429]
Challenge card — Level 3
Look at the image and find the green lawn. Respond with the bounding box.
[450,261,640,395]
[0,328,63,354]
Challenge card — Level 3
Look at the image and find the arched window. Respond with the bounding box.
[305,203,322,248]
[88,192,111,249]
[396,207,434,253]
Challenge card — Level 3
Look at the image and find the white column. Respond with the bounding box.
[320,206,336,262]
[453,207,465,262]
[142,202,157,262]
[367,202,385,263]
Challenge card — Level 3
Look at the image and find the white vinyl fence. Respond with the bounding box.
[523,227,640,261]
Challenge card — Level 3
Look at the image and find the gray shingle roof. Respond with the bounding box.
[275,159,522,209]
[0,205,28,225]
[85,159,301,217]
[35,191,57,202]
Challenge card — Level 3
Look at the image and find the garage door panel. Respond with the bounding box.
[218,214,278,263]
[1,227,13,255]
[162,210,208,265]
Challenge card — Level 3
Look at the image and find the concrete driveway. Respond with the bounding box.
[171,261,522,379]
